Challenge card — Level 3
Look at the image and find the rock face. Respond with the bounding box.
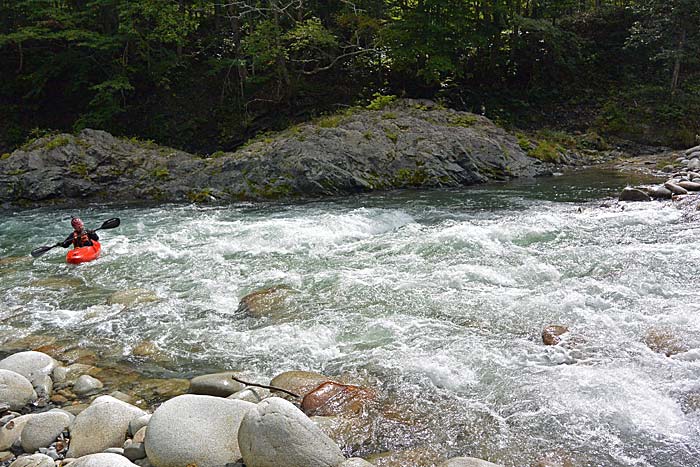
[67,395,147,458]
[238,397,345,467]
[144,394,255,467]
[0,369,37,410]
[0,100,551,205]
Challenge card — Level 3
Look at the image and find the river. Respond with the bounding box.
[1,170,699,467]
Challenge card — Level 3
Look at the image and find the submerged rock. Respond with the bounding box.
[542,325,569,346]
[107,288,159,306]
[301,381,375,417]
[644,328,688,357]
[438,458,504,467]
[269,370,332,401]
[236,285,292,318]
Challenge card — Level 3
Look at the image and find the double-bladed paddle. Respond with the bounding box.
[30,217,121,258]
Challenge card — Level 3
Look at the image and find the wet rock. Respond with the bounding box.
[647,186,673,199]
[664,181,688,195]
[107,288,159,306]
[366,448,440,467]
[0,351,58,386]
[131,378,190,404]
[1,335,57,353]
[301,381,375,417]
[66,395,147,458]
[9,453,55,467]
[20,411,71,453]
[29,276,83,289]
[542,325,568,346]
[144,394,255,467]
[238,397,344,467]
[72,375,103,395]
[189,371,245,397]
[130,341,168,361]
[678,392,700,414]
[645,328,688,357]
[339,459,375,467]
[677,181,700,191]
[269,370,332,401]
[227,387,269,403]
[618,187,650,202]
[533,451,577,467]
[438,458,504,467]
[312,415,373,452]
[237,285,292,318]
[0,414,33,451]
[0,369,37,410]
[67,453,139,466]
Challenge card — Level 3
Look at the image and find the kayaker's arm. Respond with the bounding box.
[60,234,73,248]
[87,230,99,241]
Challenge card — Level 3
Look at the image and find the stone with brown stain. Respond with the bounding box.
[302,381,375,417]
[236,285,292,318]
[644,328,688,357]
[542,325,568,345]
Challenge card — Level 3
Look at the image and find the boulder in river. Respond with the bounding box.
[189,371,245,397]
[144,394,255,467]
[542,325,569,346]
[238,397,344,467]
[236,285,292,319]
[664,181,688,195]
[301,381,375,417]
[644,328,688,357]
[618,187,650,202]
[269,370,333,401]
[0,369,37,410]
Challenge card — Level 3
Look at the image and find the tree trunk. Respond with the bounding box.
[670,27,686,97]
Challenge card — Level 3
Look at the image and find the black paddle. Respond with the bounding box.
[31,217,121,258]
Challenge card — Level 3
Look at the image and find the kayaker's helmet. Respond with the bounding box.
[71,216,84,231]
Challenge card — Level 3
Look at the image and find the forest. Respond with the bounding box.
[1,0,698,154]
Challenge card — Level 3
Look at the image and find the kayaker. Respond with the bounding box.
[61,216,99,248]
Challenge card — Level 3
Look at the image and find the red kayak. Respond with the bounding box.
[66,241,101,264]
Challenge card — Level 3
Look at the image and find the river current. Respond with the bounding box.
[1,170,699,467]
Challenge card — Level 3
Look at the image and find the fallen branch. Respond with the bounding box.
[232,376,300,399]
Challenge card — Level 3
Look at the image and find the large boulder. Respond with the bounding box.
[301,381,375,416]
[238,397,344,467]
[67,453,138,466]
[0,351,57,385]
[67,395,147,458]
[618,187,650,202]
[0,102,552,206]
[144,394,255,467]
[20,410,71,453]
[0,369,37,410]
[189,371,245,397]
[0,414,33,451]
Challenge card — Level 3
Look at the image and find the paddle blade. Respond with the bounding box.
[31,245,55,258]
[98,218,120,230]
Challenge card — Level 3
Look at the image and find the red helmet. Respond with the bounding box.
[71,217,84,230]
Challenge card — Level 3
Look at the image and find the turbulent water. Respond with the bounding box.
[1,170,700,467]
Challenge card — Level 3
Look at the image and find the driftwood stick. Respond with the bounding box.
[232,376,300,399]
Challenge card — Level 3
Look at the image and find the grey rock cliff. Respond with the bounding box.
[0,100,551,205]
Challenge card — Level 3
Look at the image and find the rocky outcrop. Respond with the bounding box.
[0,100,553,206]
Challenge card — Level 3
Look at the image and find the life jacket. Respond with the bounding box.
[72,229,92,247]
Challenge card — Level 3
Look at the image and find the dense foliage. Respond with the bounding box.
[1,0,698,153]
